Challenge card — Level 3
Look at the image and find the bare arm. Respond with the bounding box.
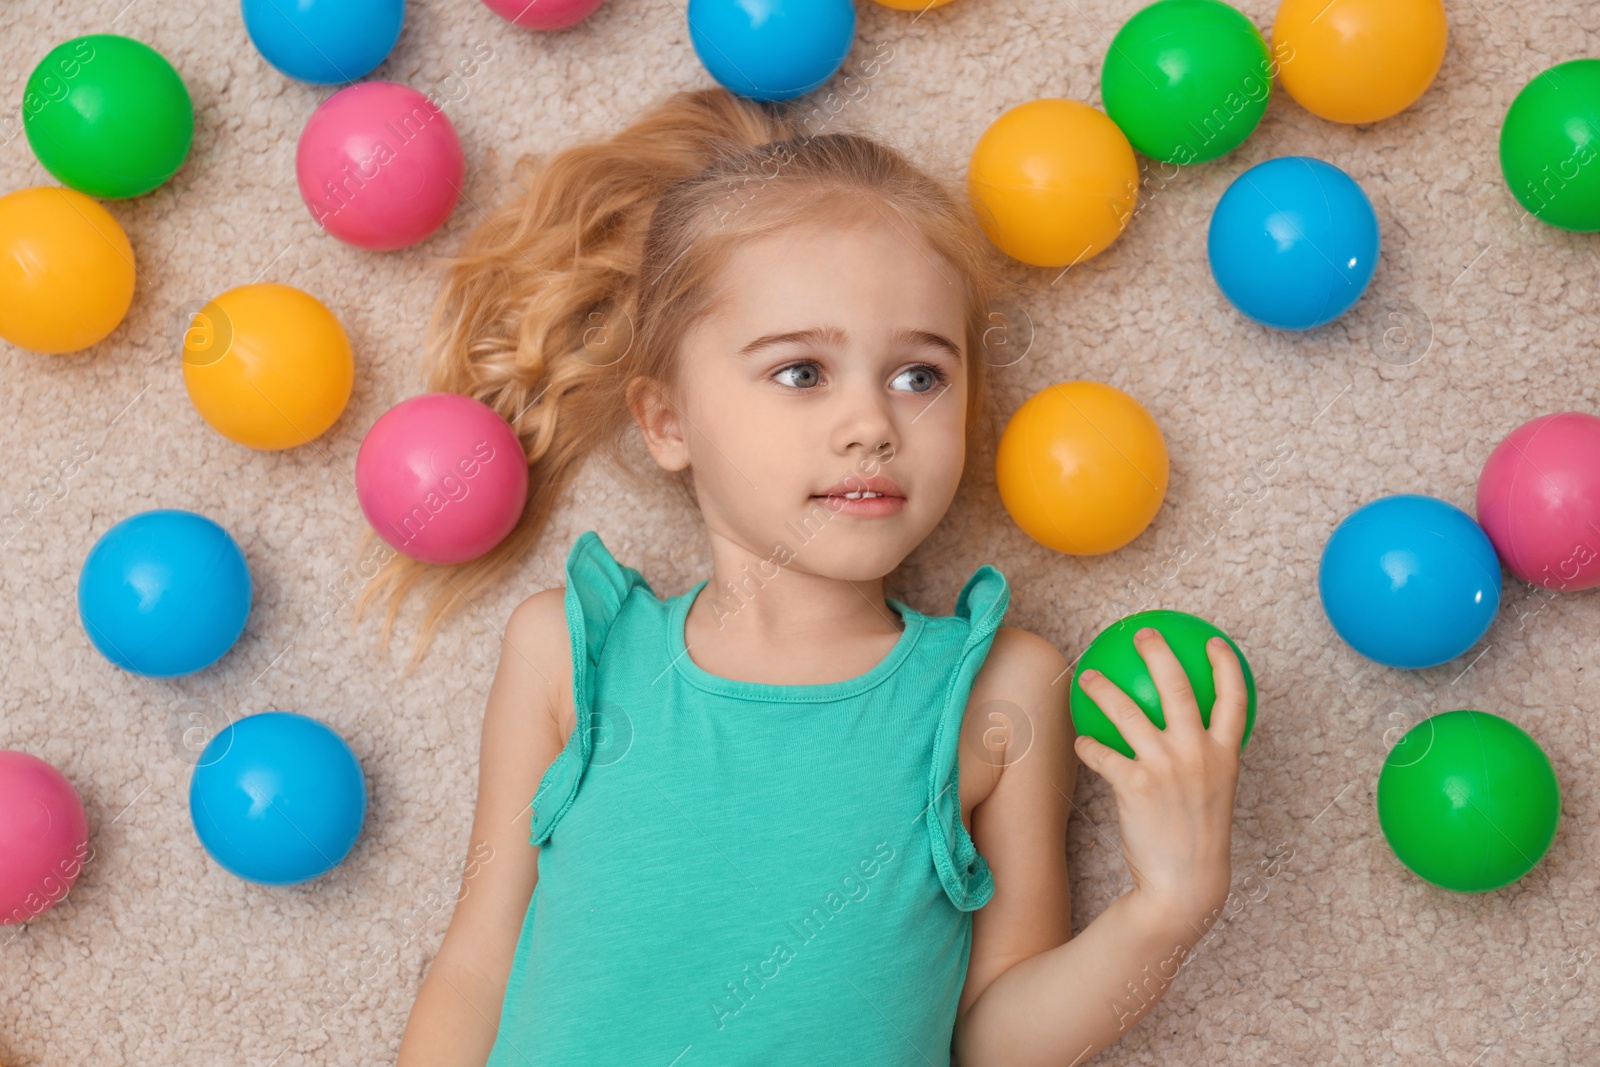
[954,628,1249,1066]
[956,888,1221,1066]
[958,626,1075,1021]
[396,588,573,1067]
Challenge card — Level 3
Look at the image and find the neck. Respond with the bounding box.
[693,527,902,640]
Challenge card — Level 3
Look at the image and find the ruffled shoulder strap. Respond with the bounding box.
[528,531,653,846]
[926,563,1011,911]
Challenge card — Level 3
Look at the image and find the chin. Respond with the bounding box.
[793,527,919,581]
[748,496,937,578]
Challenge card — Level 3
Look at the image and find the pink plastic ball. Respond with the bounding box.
[296,81,465,251]
[480,0,606,30]
[1476,411,1600,592]
[355,393,529,565]
[0,751,90,926]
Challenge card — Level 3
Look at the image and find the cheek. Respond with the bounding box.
[908,392,968,497]
[682,382,793,476]
[931,432,967,490]
[919,386,968,457]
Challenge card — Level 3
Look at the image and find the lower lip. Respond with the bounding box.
[813,494,906,517]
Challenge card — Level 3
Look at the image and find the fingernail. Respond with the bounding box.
[1136,627,1156,640]
[1080,669,1099,682]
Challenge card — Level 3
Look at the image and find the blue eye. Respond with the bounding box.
[773,362,821,388]
[891,365,948,393]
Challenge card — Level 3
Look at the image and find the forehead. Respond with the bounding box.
[699,217,965,339]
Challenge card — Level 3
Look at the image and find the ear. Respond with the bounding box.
[626,376,691,473]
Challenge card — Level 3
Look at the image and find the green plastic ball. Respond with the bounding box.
[1377,709,1561,893]
[1101,0,1272,165]
[1499,59,1600,233]
[22,34,194,199]
[1070,609,1257,760]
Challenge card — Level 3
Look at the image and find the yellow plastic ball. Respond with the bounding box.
[996,380,1169,555]
[0,186,135,354]
[967,98,1139,269]
[1272,0,1448,125]
[182,283,354,450]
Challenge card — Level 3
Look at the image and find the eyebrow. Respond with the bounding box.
[736,324,963,363]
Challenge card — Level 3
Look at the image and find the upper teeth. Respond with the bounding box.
[843,491,884,499]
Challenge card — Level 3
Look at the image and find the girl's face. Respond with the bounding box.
[654,216,970,581]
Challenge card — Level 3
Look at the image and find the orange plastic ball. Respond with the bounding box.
[967,98,1139,269]
[996,380,1169,555]
[1272,0,1448,124]
[0,186,135,354]
[182,283,354,450]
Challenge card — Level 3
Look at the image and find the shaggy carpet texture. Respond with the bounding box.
[1,0,1597,1063]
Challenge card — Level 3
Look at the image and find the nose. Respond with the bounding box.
[829,374,897,458]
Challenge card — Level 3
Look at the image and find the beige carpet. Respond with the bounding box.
[2,0,1598,1063]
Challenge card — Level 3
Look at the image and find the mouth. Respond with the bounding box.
[811,476,906,516]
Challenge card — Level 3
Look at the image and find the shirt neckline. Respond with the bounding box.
[666,579,927,702]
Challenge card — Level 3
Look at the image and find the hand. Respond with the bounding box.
[1072,627,1249,929]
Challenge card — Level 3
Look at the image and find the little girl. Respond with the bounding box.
[386,87,1249,1066]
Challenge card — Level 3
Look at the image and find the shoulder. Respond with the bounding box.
[503,586,577,738]
[973,624,1068,699]
[963,624,1075,801]
[507,586,571,652]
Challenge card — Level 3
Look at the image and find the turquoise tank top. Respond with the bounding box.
[486,531,1008,1066]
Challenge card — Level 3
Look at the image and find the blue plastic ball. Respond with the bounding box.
[190,711,367,886]
[686,0,855,102]
[78,509,252,678]
[241,0,405,85]
[1207,156,1380,331]
[1318,494,1503,670]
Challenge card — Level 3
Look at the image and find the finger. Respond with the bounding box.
[1205,636,1251,750]
[1133,627,1203,734]
[1073,733,1135,782]
[1076,665,1164,759]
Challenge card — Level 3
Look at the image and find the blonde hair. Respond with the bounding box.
[354,86,1014,672]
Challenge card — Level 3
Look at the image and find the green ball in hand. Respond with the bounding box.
[1070,609,1257,760]
[23,34,194,200]
[1377,709,1561,893]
